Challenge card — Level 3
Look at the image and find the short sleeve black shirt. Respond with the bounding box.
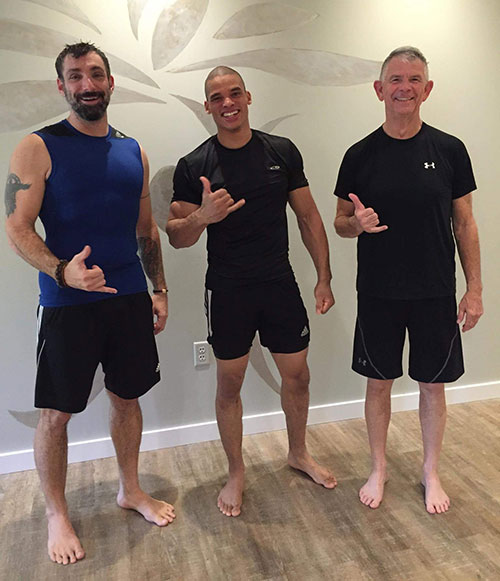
[334,123,476,299]
[173,130,308,289]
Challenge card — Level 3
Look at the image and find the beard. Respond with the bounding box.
[64,88,111,121]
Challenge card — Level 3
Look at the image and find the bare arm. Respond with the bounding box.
[5,134,60,275]
[5,134,116,293]
[288,186,334,314]
[166,176,245,249]
[136,149,168,334]
[334,194,388,238]
[452,193,483,331]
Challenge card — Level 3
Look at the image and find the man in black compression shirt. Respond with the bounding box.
[334,47,483,514]
[167,66,336,517]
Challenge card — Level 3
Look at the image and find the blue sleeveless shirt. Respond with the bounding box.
[34,120,147,307]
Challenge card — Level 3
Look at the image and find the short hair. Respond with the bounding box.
[380,46,429,81]
[55,42,111,81]
[204,66,246,98]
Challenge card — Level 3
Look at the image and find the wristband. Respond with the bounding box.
[55,259,69,288]
[153,288,168,294]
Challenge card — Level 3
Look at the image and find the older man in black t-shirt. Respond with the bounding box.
[334,46,483,514]
[167,66,336,517]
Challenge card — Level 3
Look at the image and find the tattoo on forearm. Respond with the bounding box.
[138,236,163,283]
[5,173,31,217]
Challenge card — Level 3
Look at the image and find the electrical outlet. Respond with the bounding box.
[193,341,210,368]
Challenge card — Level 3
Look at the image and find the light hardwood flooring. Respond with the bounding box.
[1,399,499,580]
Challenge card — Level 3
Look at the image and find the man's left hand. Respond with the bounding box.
[457,290,483,332]
[314,281,335,314]
[152,293,168,334]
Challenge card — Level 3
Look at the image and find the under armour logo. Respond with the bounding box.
[423,162,436,169]
[269,165,281,170]
[155,363,160,373]
[358,357,367,367]
[300,326,309,337]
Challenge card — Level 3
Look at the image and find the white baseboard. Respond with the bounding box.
[1,381,498,475]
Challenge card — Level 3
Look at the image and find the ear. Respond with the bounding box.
[422,80,434,102]
[246,91,252,105]
[109,75,115,91]
[373,80,384,102]
[204,100,211,114]
[56,78,65,96]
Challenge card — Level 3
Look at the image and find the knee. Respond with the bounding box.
[282,366,310,392]
[366,379,393,396]
[108,392,139,415]
[419,382,445,400]
[38,408,72,431]
[217,372,244,403]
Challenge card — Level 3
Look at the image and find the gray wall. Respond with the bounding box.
[1,0,499,466]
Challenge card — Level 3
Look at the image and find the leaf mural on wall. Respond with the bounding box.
[259,114,298,134]
[170,94,215,134]
[150,165,175,231]
[26,0,101,34]
[0,81,165,133]
[170,49,381,86]
[107,55,160,89]
[0,19,79,58]
[214,2,318,39]
[0,20,160,89]
[112,86,166,105]
[151,0,208,70]
[127,0,148,40]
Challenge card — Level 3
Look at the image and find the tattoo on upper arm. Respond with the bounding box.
[138,236,162,281]
[5,173,31,217]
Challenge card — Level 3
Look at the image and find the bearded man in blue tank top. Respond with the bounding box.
[5,42,175,565]
[334,47,483,515]
[167,66,337,518]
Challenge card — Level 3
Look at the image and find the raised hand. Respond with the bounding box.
[198,176,245,224]
[63,245,117,293]
[348,193,388,234]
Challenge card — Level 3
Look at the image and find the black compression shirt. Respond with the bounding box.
[173,130,308,288]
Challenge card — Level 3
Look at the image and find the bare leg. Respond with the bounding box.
[34,409,85,565]
[108,392,175,526]
[215,355,249,517]
[272,349,336,489]
[419,382,450,514]
[359,378,393,509]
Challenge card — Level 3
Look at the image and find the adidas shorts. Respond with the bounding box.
[205,276,310,360]
[35,292,160,413]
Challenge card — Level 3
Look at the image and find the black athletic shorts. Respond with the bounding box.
[205,276,310,360]
[353,294,464,383]
[35,292,160,413]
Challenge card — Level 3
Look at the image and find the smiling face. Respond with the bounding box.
[374,57,433,120]
[204,74,252,136]
[57,52,114,122]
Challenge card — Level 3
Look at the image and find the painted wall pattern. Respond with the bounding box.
[1,0,380,428]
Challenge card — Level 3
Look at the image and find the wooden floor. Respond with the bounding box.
[1,399,499,581]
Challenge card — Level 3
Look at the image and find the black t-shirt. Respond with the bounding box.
[173,130,308,289]
[334,123,476,299]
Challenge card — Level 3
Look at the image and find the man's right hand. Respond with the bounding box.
[198,176,245,224]
[348,193,388,234]
[63,245,117,293]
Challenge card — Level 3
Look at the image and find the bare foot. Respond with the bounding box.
[359,470,387,509]
[47,512,85,565]
[217,472,244,517]
[117,490,175,526]
[421,476,450,514]
[288,452,337,489]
